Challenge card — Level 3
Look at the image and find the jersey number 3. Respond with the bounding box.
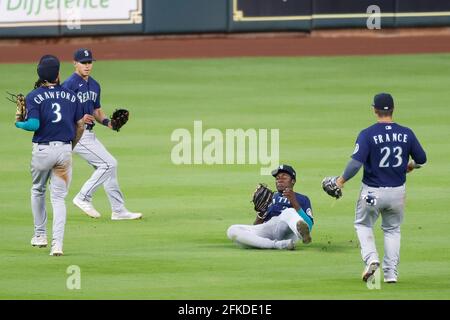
[51,103,62,123]
[379,146,403,168]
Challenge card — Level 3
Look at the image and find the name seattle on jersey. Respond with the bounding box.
[32,90,77,104]
[77,90,98,104]
[62,73,101,115]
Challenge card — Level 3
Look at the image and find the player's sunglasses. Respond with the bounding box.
[78,61,93,65]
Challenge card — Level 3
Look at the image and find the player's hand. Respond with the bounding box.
[407,162,415,173]
[83,114,95,124]
[336,176,345,188]
[283,188,300,210]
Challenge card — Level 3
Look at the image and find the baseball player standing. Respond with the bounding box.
[15,55,85,256]
[227,165,314,250]
[322,93,427,283]
[62,49,142,221]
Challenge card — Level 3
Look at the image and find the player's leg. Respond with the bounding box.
[354,185,381,281]
[99,145,142,219]
[74,132,141,220]
[48,145,72,256]
[72,132,117,217]
[272,219,298,250]
[73,132,116,201]
[278,208,312,244]
[227,220,293,250]
[380,186,405,283]
[103,163,141,220]
[30,144,52,247]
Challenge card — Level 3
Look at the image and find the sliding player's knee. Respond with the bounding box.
[227,225,239,240]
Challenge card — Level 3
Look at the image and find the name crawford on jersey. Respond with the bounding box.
[32,90,77,104]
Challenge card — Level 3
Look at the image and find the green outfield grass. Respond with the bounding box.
[0,54,449,299]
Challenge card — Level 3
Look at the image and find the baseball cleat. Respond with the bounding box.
[384,277,397,284]
[274,239,295,250]
[31,235,48,248]
[362,261,380,282]
[111,211,143,221]
[286,239,296,250]
[296,220,312,244]
[49,241,63,256]
[73,197,101,218]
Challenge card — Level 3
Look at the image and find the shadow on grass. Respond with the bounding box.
[303,241,358,253]
[199,237,359,253]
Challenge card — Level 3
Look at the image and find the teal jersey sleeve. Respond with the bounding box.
[15,118,40,132]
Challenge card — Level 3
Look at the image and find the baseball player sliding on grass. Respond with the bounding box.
[14,55,85,256]
[322,93,427,283]
[62,49,142,221]
[227,165,314,250]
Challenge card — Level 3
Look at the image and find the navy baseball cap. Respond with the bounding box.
[37,55,60,82]
[74,48,96,63]
[372,93,394,110]
[271,165,297,180]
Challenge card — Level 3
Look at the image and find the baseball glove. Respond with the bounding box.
[110,108,129,132]
[322,176,343,199]
[252,183,274,219]
[7,92,26,122]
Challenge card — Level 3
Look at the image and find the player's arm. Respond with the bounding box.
[408,132,427,173]
[337,131,368,188]
[16,118,40,131]
[283,188,301,211]
[73,119,85,150]
[16,96,40,131]
[93,107,113,129]
[284,191,314,230]
[72,101,85,150]
[407,160,425,173]
[337,159,363,188]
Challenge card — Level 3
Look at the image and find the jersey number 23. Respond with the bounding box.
[379,146,403,168]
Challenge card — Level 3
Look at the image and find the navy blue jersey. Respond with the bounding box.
[265,192,314,224]
[62,73,101,115]
[26,85,83,143]
[352,123,427,187]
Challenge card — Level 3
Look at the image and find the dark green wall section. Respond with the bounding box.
[312,0,395,29]
[144,0,228,34]
[229,0,311,32]
[0,26,60,38]
[395,0,450,27]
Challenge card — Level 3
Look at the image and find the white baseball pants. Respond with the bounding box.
[73,130,126,213]
[31,142,72,244]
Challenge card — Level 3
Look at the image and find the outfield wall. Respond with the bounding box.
[1,0,450,38]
